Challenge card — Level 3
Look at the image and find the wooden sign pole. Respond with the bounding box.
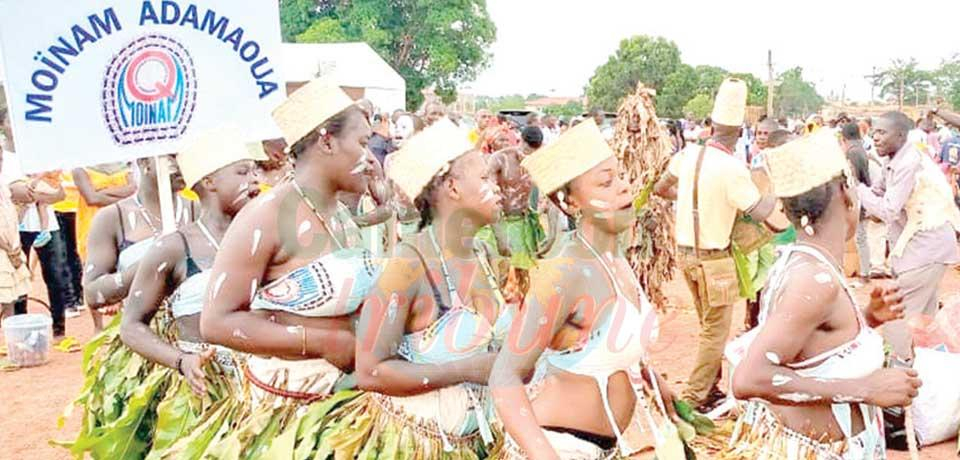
[154,156,177,234]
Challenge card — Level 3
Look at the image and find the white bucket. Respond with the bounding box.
[2,313,52,367]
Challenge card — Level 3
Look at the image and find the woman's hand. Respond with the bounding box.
[865,284,905,327]
[178,349,215,395]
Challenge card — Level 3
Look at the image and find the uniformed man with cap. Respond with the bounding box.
[654,77,777,412]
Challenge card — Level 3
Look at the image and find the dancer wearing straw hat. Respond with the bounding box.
[490,119,676,459]
[724,131,921,460]
[318,119,511,458]
[654,77,779,413]
[59,128,265,459]
[193,78,385,456]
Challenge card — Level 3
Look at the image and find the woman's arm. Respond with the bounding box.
[489,260,576,460]
[732,264,921,408]
[119,236,212,394]
[199,201,355,368]
[73,168,130,206]
[83,205,135,308]
[354,249,494,396]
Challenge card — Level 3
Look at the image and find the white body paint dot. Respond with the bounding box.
[157,262,168,272]
[814,272,831,284]
[251,229,262,256]
[212,273,228,299]
[232,329,249,340]
[298,220,312,237]
[765,352,781,365]
[422,377,429,385]
[538,316,548,325]
[133,290,143,298]
[772,374,792,387]
[780,392,822,403]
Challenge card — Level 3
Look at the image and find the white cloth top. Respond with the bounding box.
[0,150,59,232]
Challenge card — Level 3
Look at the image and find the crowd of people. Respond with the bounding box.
[1,72,960,460]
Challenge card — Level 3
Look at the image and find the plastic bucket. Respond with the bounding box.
[2,313,52,367]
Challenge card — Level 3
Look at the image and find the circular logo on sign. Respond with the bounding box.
[102,35,197,146]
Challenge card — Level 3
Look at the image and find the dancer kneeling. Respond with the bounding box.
[489,119,675,459]
[724,131,921,459]
[321,119,512,458]
[195,79,383,457]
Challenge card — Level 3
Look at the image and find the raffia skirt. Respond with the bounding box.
[722,402,854,460]
[316,383,493,459]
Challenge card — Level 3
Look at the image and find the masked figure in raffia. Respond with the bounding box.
[611,82,677,310]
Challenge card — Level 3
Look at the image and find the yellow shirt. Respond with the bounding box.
[668,143,761,250]
[52,171,79,213]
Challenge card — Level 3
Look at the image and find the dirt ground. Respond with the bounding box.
[1,269,957,459]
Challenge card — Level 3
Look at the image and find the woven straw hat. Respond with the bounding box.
[178,126,268,190]
[764,130,848,198]
[271,77,354,148]
[521,119,614,195]
[712,78,748,127]
[387,118,475,201]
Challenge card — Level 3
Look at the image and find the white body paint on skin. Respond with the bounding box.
[349,161,368,176]
[286,326,299,334]
[85,263,96,274]
[387,293,399,323]
[765,352,781,365]
[814,272,832,284]
[422,377,429,385]
[478,183,497,204]
[114,273,123,287]
[133,290,143,298]
[128,212,137,231]
[232,329,249,340]
[780,392,822,403]
[832,395,864,404]
[251,229,262,256]
[298,220,312,237]
[772,374,793,386]
[157,262,168,273]
[212,273,227,300]
[249,279,258,302]
[96,291,106,304]
[588,199,613,209]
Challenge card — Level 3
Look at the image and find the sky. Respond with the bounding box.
[467,0,960,103]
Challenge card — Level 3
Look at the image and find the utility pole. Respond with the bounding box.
[870,66,876,102]
[766,49,775,116]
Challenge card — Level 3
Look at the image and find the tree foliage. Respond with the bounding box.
[280,0,497,110]
[586,36,682,112]
[683,94,713,120]
[869,58,933,106]
[938,56,960,109]
[542,101,585,118]
[776,67,824,116]
[584,36,773,119]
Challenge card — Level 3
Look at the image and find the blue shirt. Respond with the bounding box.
[939,137,960,167]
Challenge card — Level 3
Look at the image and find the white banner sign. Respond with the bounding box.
[0,0,284,173]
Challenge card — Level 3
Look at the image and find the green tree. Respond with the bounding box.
[279,0,323,42]
[693,65,728,97]
[775,67,824,116]
[868,59,932,107]
[585,36,682,111]
[543,101,585,118]
[683,94,713,119]
[730,72,768,106]
[937,55,960,109]
[283,0,497,111]
[477,95,527,114]
[656,64,697,118]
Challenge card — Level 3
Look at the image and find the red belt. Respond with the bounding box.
[243,364,331,403]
